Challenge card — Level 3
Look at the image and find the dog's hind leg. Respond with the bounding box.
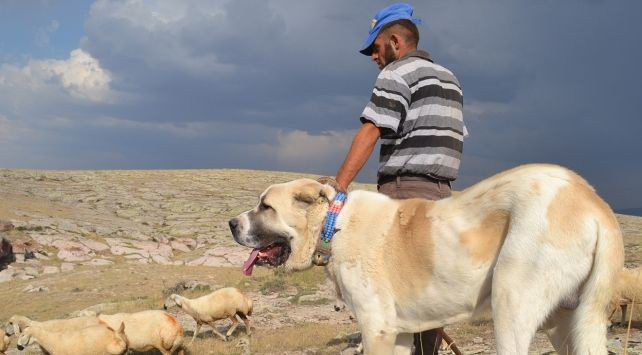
[567,300,609,355]
[543,310,575,355]
[567,223,622,355]
[492,284,548,354]
[393,333,413,355]
[491,253,569,354]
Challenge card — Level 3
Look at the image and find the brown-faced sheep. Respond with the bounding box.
[164,287,252,343]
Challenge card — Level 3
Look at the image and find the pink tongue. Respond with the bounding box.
[243,249,260,276]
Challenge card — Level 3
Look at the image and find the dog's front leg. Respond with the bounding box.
[336,263,401,354]
[360,327,398,355]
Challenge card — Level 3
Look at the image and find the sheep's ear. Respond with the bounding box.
[118,322,125,333]
[173,295,182,306]
[4,322,14,336]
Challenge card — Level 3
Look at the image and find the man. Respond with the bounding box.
[329,3,466,354]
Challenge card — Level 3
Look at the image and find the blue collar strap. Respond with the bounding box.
[321,192,347,242]
[313,192,347,266]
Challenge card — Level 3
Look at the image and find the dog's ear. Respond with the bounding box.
[316,176,345,193]
[294,179,336,205]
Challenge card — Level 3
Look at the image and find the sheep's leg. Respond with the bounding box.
[208,322,228,341]
[238,313,251,335]
[620,304,628,325]
[226,316,239,338]
[189,322,202,345]
[170,339,184,355]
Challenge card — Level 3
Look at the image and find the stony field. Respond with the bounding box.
[0,168,641,354]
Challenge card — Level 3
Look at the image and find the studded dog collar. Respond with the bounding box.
[313,191,347,266]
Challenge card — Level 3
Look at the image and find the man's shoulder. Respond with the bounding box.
[389,52,460,85]
[389,51,446,71]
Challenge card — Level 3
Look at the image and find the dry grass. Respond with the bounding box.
[186,322,358,355]
[0,262,340,354]
[0,264,261,321]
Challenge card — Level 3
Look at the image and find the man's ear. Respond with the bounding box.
[389,33,402,51]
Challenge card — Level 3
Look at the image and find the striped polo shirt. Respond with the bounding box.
[361,50,465,181]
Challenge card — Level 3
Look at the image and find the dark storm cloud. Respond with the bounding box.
[80,0,374,130]
[0,0,640,211]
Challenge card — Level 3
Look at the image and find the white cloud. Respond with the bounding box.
[0,49,112,103]
[42,49,112,102]
[273,129,355,165]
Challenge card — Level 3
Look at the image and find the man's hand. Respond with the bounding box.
[317,176,346,193]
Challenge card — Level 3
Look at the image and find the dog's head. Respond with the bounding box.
[229,178,336,274]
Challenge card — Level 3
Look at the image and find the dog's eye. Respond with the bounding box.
[259,202,273,211]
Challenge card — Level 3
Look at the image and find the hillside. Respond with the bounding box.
[1,168,641,354]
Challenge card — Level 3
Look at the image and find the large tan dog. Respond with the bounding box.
[229,164,624,355]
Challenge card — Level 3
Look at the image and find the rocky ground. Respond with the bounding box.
[1,168,641,354]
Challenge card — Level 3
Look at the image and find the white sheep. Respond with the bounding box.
[164,287,252,343]
[17,321,128,355]
[609,266,642,325]
[98,310,184,355]
[7,314,99,335]
[0,328,9,355]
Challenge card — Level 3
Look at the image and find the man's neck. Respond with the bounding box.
[396,46,417,60]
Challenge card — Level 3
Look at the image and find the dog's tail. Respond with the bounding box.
[571,216,624,352]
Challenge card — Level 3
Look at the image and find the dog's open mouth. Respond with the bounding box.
[243,242,291,276]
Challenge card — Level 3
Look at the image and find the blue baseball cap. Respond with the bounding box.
[359,3,422,56]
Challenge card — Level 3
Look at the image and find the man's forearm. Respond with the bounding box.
[335,122,380,191]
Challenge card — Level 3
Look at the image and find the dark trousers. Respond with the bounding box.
[378,178,451,355]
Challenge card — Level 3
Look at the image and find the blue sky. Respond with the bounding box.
[0,0,641,212]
